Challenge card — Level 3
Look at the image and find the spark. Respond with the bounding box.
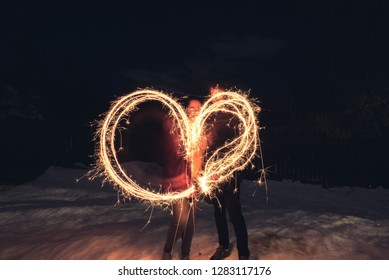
[89,88,266,207]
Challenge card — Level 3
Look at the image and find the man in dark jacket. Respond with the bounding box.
[207,86,250,260]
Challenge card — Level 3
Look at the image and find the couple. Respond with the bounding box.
[161,88,250,260]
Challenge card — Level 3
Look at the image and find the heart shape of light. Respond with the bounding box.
[92,89,260,205]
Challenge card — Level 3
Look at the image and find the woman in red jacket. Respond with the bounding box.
[162,99,205,260]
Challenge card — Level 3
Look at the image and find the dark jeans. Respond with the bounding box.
[212,180,250,258]
[163,199,195,258]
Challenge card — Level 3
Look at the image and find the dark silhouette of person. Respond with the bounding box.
[207,86,250,260]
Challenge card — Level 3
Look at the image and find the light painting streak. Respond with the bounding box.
[90,88,264,206]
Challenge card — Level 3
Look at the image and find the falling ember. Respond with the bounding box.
[89,88,266,206]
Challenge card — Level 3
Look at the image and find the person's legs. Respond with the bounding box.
[163,199,195,259]
[181,199,195,259]
[212,195,229,249]
[224,185,250,258]
[163,200,185,257]
[210,185,232,260]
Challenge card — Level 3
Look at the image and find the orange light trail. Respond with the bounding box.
[89,88,265,206]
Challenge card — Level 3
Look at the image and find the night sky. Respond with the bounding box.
[2,1,388,126]
[1,1,389,185]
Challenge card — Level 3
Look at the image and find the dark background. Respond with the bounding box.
[1,1,388,186]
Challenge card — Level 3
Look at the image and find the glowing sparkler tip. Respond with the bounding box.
[198,176,209,193]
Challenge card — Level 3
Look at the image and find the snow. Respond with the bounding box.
[0,164,388,260]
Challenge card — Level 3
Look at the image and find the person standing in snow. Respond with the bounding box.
[162,99,206,260]
[207,85,250,260]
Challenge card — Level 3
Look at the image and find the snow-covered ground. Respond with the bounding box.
[1,164,388,260]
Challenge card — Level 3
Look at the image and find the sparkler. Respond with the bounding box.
[89,88,265,206]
